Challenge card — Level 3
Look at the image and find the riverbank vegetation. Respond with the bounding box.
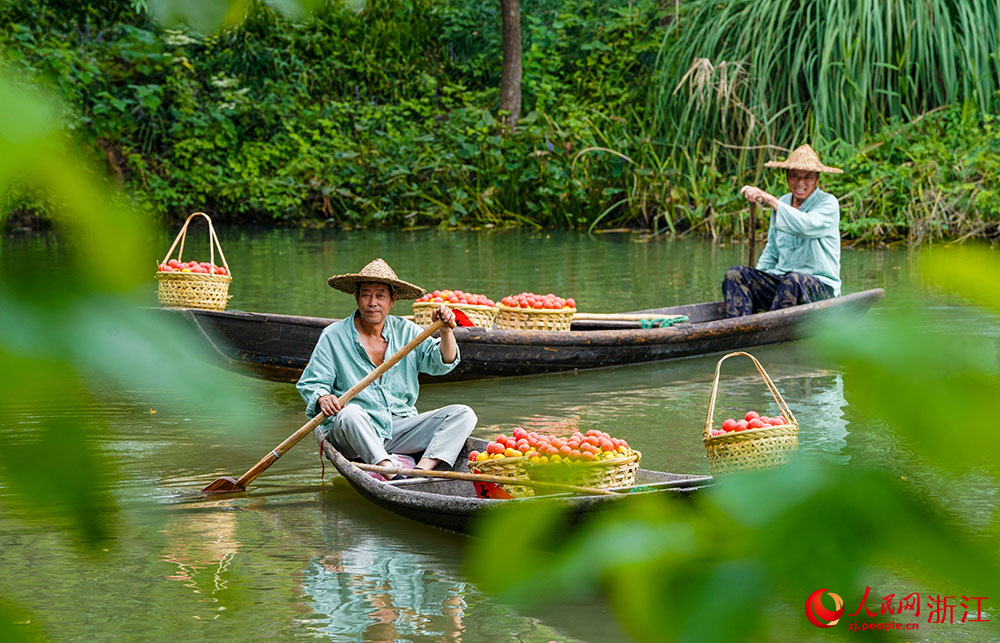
[1,0,998,241]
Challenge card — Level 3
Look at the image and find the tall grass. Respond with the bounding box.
[652,0,1000,166]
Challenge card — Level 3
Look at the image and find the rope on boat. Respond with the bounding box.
[185,310,237,364]
[640,315,689,329]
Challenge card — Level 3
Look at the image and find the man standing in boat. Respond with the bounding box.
[722,144,843,317]
[297,258,476,480]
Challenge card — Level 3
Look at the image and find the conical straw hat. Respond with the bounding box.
[764,144,843,174]
[327,258,425,299]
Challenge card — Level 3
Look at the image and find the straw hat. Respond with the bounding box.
[764,144,843,174]
[327,258,425,299]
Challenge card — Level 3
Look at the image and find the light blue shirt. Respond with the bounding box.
[296,312,459,439]
[756,187,842,296]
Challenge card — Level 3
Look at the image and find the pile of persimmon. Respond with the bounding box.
[416,290,496,307]
[469,427,632,465]
[708,410,787,437]
[157,259,228,275]
[499,292,576,310]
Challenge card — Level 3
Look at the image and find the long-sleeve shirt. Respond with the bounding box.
[755,187,842,296]
[296,312,460,440]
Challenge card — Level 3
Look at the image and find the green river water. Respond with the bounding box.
[1,229,996,641]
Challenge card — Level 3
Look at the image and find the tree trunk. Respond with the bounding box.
[499,0,522,130]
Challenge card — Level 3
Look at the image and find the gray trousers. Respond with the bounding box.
[315,404,477,467]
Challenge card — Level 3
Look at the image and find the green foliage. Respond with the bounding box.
[0,63,258,632]
[0,0,670,229]
[826,107,1000,243]
[1,0,998,240]
[921,245,1000,316]
[467,246,1000,640]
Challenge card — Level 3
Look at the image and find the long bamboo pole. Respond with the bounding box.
[571,312,686,322]
[354,462,616,496]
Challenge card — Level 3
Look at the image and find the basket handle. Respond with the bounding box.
[159,212,231,276]
[703,351,797,439]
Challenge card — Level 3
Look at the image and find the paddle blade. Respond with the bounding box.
[201,476,246,493]
[453,309,474,327]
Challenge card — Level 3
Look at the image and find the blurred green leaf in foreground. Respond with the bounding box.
[0,57,256,643]
[468,246,1000,641]
[1,0,332,539]
[0,2,313,639]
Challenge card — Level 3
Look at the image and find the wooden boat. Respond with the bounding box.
[322,437,714,534]
[164,288,883,383]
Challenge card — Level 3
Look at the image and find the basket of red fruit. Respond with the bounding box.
[702,351,798,476]
[155,212,232,311]
[468,427,640,497]
[413,290,498,328]
[495,292,577,331]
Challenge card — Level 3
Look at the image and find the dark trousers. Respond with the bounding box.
[722,266,833,318]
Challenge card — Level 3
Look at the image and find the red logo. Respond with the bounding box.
[806,589,845,628]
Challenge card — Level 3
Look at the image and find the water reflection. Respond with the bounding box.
[791,372,849,463]
[292,488,589,642]
[301,533,466,640]
[160,504,241,619]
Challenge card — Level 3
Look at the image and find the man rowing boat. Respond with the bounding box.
[296,258,477,480]
[722,144,843,317]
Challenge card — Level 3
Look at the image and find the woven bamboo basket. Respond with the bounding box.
[702,351,798,476]
[495,304,577,331]
[155,212,232,311]
[525,449,641,494]
[412,301,498,329]
[471,449,641,497]
[470,455,532,498]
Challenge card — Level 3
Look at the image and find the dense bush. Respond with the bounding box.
[1,0,998,241]
[828,106,1000,243]
[0,0,667,229]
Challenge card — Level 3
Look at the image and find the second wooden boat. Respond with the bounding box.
[163,288,883,382]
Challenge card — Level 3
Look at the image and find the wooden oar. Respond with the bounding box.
[354,462,617,496]
[202,317,453,493]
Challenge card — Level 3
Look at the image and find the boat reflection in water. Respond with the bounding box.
[301,544,466,640]
[794,372,849,463]
[296,510,580,642]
